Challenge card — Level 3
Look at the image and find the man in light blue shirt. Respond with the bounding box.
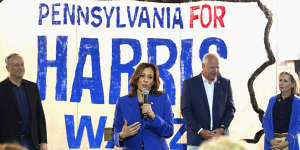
[181,53,236,150]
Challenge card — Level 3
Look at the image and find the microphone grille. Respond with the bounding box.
[143,89,149,95]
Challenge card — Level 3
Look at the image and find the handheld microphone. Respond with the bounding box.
[142,89,149,119]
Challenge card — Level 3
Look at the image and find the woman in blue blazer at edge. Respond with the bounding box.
[113,63,174,150]
[263,71,300,150]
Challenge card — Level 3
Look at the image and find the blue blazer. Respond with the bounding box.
[113,93,174,150]
[180,74,235,146]
[263,95,300,150]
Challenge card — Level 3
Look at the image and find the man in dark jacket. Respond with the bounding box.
[181,53,235,150]
[0,53,48,150]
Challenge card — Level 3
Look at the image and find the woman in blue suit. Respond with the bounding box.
[113,63,174,150]
[263,71,300,150]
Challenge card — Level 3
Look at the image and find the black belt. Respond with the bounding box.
[20,133,31,138]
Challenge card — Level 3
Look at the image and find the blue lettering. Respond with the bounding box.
[138,7,150,28]
[70,38,104,104]
[170,118,187,149]
[116,7,126,28]
[37,36,67,101]
[180,39,193,88]
[148,38,177,105]
[65,115,107,148]
[38,3,49,25]
[63,3,75,25]
[52,3,61,25]
[166,7,170,28]
[77,6,89,25]
[199,37,227,61]
[91,6,102,28]
[153,7,164,28]
[103,6,115,28]
[127,6,139,28]
[109,38,142,104]
[105,141,115,148]
[65,115,186,149]
[172,7,183,29]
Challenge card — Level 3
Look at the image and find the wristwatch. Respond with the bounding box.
[220,124,226,129]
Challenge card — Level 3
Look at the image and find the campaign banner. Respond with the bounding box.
[0,0,281,149]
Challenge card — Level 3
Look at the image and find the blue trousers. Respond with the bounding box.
[20,137,38,150]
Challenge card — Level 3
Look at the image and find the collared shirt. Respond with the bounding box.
[9,80,31,134]
[202,74,216,130]
[273,94,293,133]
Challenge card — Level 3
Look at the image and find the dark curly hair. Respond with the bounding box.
[128,63,163,97]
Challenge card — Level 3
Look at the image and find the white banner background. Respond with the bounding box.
[0,0,298,149]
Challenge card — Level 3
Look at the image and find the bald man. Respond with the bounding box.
[181,53,235,150]
[0,53,48,150]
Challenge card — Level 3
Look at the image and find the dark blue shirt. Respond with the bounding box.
[273,94,294,133]
[9,80,31,134]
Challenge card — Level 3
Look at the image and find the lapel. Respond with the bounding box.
[212,76,222,122]
[148,94,155,105]
[22,80,33,116]
[126,96,142,121]
[288,95,298,132]
[213,76,222,107]
[197,74,210,113]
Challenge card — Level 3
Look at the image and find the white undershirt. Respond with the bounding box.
[198,75,216,134]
